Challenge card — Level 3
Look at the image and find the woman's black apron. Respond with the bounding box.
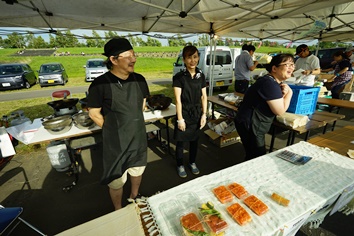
[174,74,202,142]
[101,74,147,185]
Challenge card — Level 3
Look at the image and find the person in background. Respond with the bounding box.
[234,54,294,161]
[322,50,353,99]
[345,46,354,66]
[87,38,150,210]
[234,44,259,93]
[294,44,321,86]
[173,45,208,178]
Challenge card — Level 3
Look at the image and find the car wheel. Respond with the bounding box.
[25,81,31,89]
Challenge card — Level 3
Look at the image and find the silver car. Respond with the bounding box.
[38,63,68,87]
[84,58,108,82]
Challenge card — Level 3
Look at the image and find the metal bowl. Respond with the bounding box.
[72,112,94,129]
[42,115,73,134]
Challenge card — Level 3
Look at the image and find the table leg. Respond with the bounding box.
[63,139,79,192]
[286,131,292,146]
[332,121,337,131]
[290,131,296,144]
[269,126,276,152]
[323,124,328,134]
[211,103,215,120]
[304,131,310,141]
[164,117,171,154]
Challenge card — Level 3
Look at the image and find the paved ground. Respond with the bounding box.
[1,107,354,236]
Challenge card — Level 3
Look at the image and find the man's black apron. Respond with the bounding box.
[101,74,147,185]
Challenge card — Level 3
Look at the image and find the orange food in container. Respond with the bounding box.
[213,185,234,204]
[226,203,252,226]
[227,182,249,199]
[199,202,228,234]
[243,195,269,216]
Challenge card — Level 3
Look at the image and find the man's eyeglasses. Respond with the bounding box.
[278,63,295,68]
[114,53,137,60]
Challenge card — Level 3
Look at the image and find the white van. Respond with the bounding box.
[173,46,233,91]
[84,58,108,82]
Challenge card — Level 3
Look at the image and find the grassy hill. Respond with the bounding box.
[0,46,294,86]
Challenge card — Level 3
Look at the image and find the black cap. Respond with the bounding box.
[103,38,133,57]
[296,44,308,55]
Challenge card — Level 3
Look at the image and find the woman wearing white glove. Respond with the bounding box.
[173,45,207,178]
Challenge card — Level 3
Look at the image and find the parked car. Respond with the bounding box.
[0,63,37,91]
[173,46,233,91]
[84,58,108,82]
[38,63,68,87]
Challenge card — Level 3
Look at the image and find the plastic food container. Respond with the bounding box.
[180,211,208,236]
[270,192,290,206]
[212,185,234,204]
[199,201,228,234]
[243,195,269,216]
[227,182,249,199]
[226,203,252,226]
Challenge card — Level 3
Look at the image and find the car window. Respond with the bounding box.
[88,60,104,68]
[206,51,232,65]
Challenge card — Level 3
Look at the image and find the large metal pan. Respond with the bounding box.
[47,98,79,110]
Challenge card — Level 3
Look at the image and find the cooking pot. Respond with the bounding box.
[72,111,94,129]
[146,94,172,111]
[47,98,79,110]
[42,115,73,135]
[47,98,79,116]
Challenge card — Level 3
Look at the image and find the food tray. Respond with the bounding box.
[212,185,234,204]
[199,201,228,234]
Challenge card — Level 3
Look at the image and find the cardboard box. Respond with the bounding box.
[204,119,240,148]
[340,92,354,101]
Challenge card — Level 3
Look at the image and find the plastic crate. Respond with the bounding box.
[287,85,320,115]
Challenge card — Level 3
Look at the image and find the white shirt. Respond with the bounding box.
[295,54,320,86]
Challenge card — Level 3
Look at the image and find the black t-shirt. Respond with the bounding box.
[236,75,283,126]
[87,72,149,116]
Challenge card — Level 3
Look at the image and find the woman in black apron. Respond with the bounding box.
[234,54,294,161]
[173,45,208,178]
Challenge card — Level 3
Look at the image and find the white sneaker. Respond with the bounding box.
[177,166,187,178]
[189,163,200,175]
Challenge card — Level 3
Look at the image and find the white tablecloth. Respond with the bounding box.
[147,141,354,236]
[6,104,176,145]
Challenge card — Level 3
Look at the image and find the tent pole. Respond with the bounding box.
[208,37,216,97]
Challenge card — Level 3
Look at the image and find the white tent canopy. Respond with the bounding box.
[0,0,354,43]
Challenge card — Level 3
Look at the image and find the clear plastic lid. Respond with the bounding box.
[243,195,269,216]
[179,211,208,236]
[270,192,291,207]
[199,201,229,234]
[227,182,249,200]
[212,185,234,204]
[226,202,252,226]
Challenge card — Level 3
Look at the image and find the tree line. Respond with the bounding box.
[0,29,348,49]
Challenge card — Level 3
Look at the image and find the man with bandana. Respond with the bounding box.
[87,38,150,210]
